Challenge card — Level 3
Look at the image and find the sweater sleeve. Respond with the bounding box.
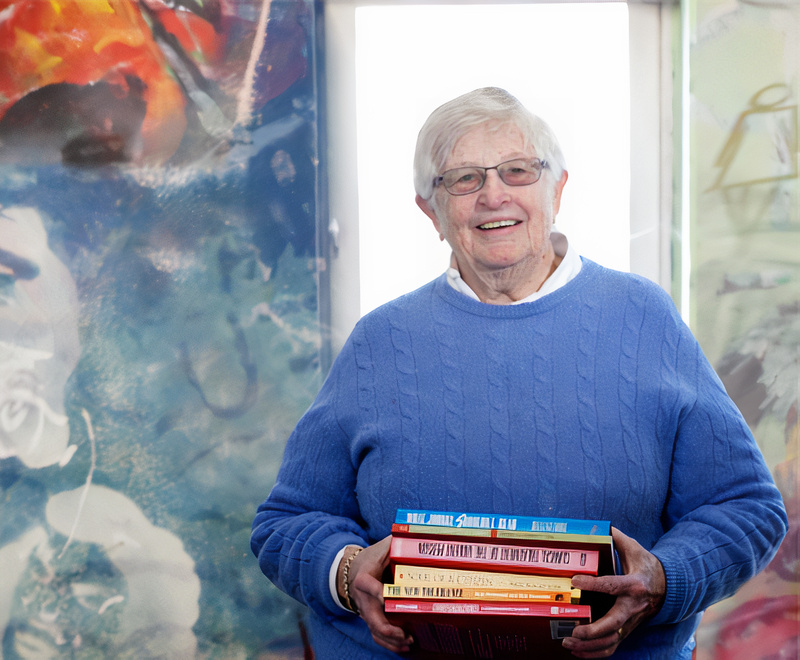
[649,314,788,625]
[250,332,369,620]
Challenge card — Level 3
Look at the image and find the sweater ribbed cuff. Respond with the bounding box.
[649,552,689,626]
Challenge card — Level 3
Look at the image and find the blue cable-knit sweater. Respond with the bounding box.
[252,259,787,659]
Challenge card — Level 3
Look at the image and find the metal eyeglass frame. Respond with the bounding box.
[433,158,549,196]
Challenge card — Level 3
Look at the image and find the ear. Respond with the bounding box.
[416,194,443,235]
[551,170,568,215]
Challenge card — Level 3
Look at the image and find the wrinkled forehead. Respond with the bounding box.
[443,120,534,170]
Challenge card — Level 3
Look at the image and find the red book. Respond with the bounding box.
[389,535,599,576]
[384,599,591,659]
[391,522,618,577]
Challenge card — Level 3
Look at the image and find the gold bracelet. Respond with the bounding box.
[342,547,364,614]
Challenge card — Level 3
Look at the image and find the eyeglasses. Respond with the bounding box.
[434,158,548,196]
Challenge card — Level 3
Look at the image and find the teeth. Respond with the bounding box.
[479,220,518,230]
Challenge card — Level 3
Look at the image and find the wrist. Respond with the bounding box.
[337,545,364,614]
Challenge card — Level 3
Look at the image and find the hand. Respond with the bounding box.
[337,536,414,653]
[561,527,666,658]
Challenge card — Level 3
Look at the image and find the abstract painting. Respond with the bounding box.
[0,1,325,657]
[686,0,799,656]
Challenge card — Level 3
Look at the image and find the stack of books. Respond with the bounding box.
[383,509,616,659]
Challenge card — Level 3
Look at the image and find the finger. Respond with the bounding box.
[574,572,633,595]
[370,623,413,653]
[363,609,413,652]
[571,573,602,591]
[361,598,412,652]
[610,526,632,546]
[574,562,664,623]
[611,527,643,576]
[357,581,414,652]
[562,626,622,658]
[568,601,628,643]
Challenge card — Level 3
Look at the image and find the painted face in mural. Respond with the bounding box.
[0,207,202,656]
[416,122,568,300]
[0,206,80,468]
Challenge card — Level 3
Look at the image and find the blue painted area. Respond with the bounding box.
[0,1,325,656]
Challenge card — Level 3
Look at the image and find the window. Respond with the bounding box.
[326,2,665,348]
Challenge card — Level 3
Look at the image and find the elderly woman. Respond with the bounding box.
[251,87,787,658]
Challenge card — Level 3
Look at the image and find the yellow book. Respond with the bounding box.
[392,564,574,592]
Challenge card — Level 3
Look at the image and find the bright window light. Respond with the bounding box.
[355,3,630,316]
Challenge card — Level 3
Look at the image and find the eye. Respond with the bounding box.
[443,168,483,192]
[499,159,541,185]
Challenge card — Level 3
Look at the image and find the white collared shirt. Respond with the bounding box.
[445,230,581,302]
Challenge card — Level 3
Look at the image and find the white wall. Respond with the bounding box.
[326,1,668,354]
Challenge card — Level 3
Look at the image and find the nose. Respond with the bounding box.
[478,169,511,207]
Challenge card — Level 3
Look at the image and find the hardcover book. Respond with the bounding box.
[384,600,592,659]
[395,509,611,536]
[389,535,600,576]
[391,523,617,577]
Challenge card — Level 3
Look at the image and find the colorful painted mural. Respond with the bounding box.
[684,0,799,657]
[0,1,324,657]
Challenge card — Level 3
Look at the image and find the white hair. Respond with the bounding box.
[413,87,567,202]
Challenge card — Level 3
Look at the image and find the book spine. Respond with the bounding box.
[395,509,610,536]
[383,584,581,603]
[391,523,611,546]
[384,599,592,618]
[390,536,599,576]
[392,564,574,592]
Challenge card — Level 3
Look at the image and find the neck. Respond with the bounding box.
[455,241,561,305]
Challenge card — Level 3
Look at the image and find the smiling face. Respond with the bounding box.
[417,121,567,302]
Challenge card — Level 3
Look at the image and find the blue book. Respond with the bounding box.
[395,509,611,537]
